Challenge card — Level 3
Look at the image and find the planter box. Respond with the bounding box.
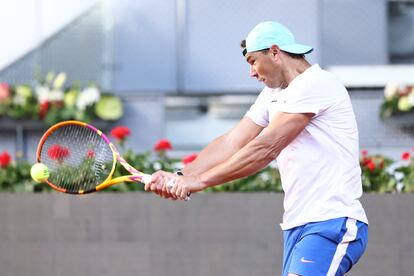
[0,193,411,276]
[384,112,414,127]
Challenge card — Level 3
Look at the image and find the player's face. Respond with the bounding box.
[245,50,285,89]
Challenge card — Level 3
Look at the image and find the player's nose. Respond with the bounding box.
[250,67,257,78]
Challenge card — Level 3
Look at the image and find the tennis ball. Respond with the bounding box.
[30,163,50,183]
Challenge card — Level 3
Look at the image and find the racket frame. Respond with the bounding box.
[36,120,150,194]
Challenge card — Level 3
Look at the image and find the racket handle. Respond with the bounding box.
[141,174,152,185]
[167,179,191,201]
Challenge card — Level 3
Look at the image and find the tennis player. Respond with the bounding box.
[146,21,368,276]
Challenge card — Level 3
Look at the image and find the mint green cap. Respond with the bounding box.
[245,21,313,55]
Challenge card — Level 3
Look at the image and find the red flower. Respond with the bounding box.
[39,101,50,119]
[0,151,11,168]
[87,149,95,159]
[110,126,131,142]
[183,153,198,165]
[154,139,172,152]
[0,83,9,101]
[402,151,411,161]
[361,149,368,157]
[366,159,376,172]
[47,144,70,161]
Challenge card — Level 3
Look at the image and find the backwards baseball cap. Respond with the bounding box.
[243,21,313,56]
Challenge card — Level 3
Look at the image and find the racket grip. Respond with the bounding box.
[141,174,152,185]
[167,179,191,201]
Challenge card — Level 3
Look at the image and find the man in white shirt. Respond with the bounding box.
[146,21,368,276]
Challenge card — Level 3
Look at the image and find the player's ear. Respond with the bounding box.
[269,44,280,58]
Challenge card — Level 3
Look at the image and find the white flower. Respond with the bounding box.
[384,83,400,100]
[48,89,64,101]
[153,162,162,171]
[173,161,184,170]
[76,86,101,111]
[35,86,63,102]
[259,172,271,182]
[35,85,50,103]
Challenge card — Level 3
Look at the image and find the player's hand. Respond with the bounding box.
[145,170,179,200]
[169,175,205,200]
[145,170,206,200]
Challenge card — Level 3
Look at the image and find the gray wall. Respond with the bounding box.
[112,0,387,93]
[181,0,320,93]
[351,90,414,160]
[112,0,178,92]
[0,0,403,158]
[0,0,390,91]
[321,0,388,65]
[0,193,412,276]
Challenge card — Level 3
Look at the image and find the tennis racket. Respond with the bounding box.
[35,120,153,194]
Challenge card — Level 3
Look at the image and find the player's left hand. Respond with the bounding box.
[146,170,205,200]
[169,174,205,200]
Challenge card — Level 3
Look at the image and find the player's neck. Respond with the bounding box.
[283,59,311,85]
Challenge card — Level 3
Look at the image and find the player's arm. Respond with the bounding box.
[162,111,313,198]
[197,112,313,188]
[181,116,264,176]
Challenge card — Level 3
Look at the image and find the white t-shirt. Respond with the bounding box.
[245,64,368,230]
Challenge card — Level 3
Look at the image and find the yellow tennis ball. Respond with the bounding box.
[30,163,50,183]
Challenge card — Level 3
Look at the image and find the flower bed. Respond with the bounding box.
[380,84,414,119]
[0,72,123,125]
[0,125,413,193]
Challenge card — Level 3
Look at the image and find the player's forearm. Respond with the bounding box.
[198,134,282,188]
[197,113,311,188]
[182,134,243,176]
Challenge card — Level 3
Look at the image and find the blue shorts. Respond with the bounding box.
[282,217,368,276]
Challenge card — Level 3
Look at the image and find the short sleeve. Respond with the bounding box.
[278,78,338,116]
[245,88,270,127]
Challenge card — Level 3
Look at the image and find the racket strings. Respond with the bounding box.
[40,124,114,193]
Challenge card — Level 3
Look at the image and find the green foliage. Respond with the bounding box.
[380,95,399,119]
[48,157,111,191]
[360,154,397,192]
[205,166,282,192]
[0,161,52,193]
[380,84,414,119]
[105,149,182,192]
[6,85,39,119]
[395,158,414,193]
[1,131,414,193]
